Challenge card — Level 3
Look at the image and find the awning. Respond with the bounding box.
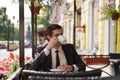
[38,30,47,36]
[50,0,70,24]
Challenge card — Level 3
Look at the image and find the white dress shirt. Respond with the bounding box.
[44,46,67,69]
[43,46,79,71]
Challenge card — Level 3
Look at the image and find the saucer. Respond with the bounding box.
[49,69,64,72]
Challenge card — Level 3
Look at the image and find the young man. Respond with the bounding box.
[32,24,86,72]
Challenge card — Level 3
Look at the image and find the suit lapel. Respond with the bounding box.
[62,45,70,64]
[47,51,52,68]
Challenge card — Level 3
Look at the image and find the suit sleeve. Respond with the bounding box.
[63,44,86,71]
[32,51,47,71]
[72,45,86,71]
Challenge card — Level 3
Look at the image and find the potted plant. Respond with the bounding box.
[100,2,120,20]
[29,0,43,14]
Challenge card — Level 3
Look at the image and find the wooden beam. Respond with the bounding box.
[19,0,25,67]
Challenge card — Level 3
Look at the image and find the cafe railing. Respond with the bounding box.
[22,69,102,80]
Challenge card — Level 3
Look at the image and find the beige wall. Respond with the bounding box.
[97,0,105,54]
[116,0,120,52]
[63,0,120,53]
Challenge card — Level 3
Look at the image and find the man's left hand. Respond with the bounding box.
[57,64,73,72]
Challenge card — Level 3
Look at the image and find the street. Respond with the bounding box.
[0,48,32,60]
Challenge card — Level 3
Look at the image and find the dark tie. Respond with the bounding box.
[56,50,60,68]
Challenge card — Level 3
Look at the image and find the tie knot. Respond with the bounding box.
[55,50,59,53]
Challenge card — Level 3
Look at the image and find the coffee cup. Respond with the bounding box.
[58,35,66,44]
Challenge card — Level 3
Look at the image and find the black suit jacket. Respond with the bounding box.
[32,44,86,71]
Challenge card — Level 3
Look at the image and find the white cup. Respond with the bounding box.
[58,35,66,44]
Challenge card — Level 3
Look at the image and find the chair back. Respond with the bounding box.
[109,53,120,59]
[109,53,120,76]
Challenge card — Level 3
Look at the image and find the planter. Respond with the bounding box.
[7,67,22,80]
[29,6,41,15]
[111,13,119,20]
[84,57,109,65]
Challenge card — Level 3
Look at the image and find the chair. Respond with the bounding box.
[22,69,102,80]
[109,53,120,59]
[109,53,120,76]
[99,74,120,80]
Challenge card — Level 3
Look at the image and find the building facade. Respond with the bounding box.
[62,0,120,54]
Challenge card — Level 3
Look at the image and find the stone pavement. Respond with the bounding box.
[0,48,32,60]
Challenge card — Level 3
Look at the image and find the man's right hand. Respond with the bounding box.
[46,37,58,50]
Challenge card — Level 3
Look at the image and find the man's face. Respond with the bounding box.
[48,29,63,48]
[51,29,63,38]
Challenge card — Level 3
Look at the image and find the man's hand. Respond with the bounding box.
[46,37,58,50]
[57,64,74,72]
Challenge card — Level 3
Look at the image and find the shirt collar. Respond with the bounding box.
[52,46,62,54]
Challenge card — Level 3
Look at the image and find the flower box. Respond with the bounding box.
[7,67,22,80]
[84,57,109,65]
[111,12,120,20]
[29,6,41,14]
[29,0,42,15]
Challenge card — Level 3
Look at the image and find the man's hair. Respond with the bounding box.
[47,24,63,37]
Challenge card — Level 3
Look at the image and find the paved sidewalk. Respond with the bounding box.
[0,48,32,60]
